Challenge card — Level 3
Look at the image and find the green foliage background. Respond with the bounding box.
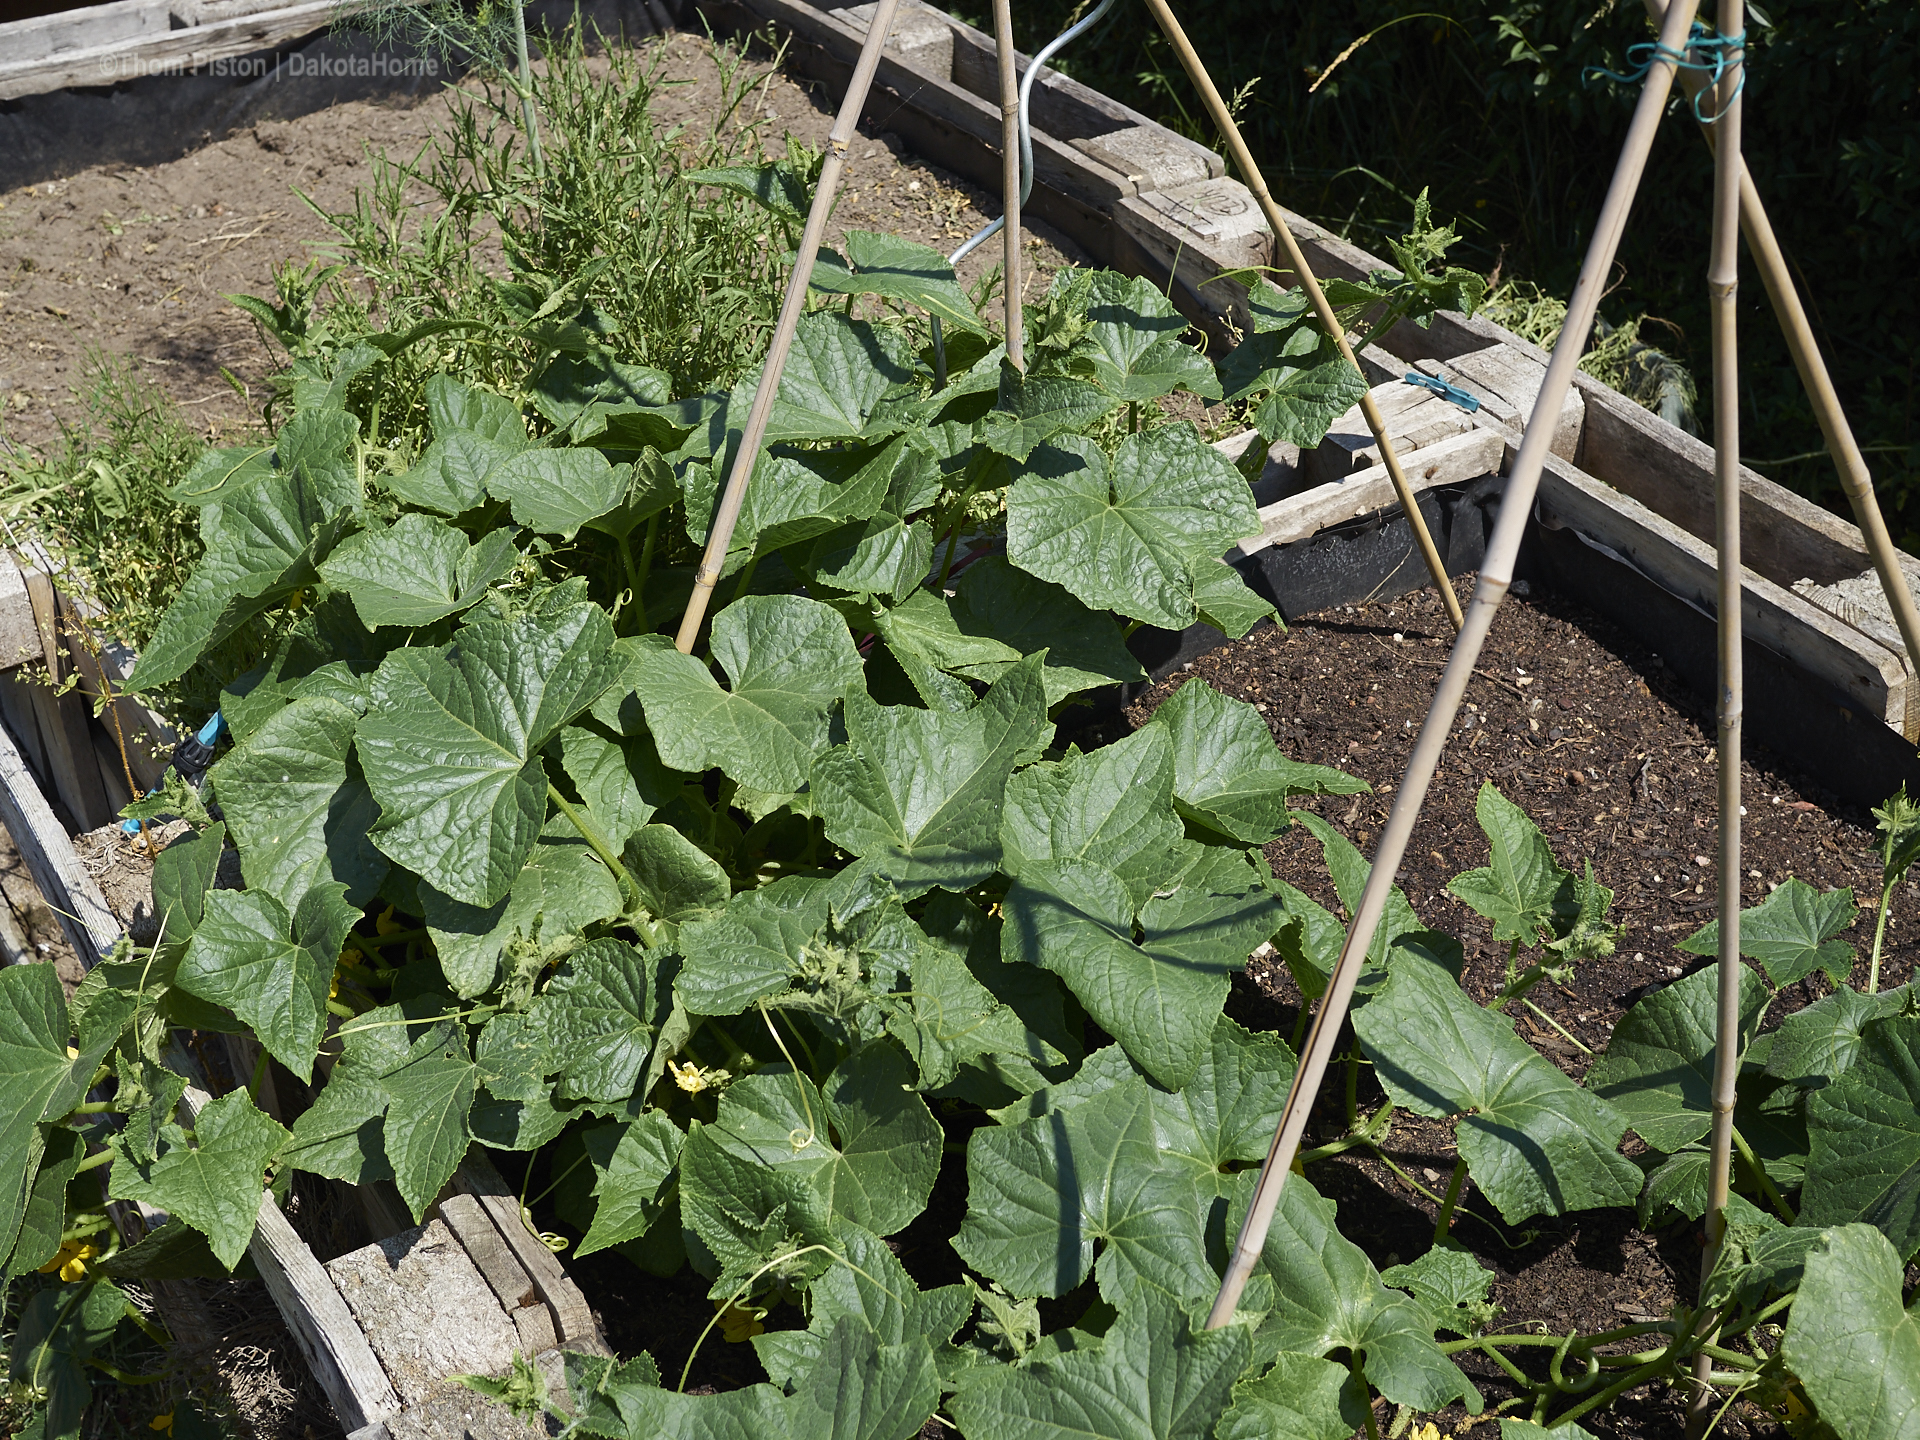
[956,0,1919,534]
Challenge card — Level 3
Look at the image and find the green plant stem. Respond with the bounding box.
[547,782,640,913]
[1870,877,1895,993]
[1367,1144,1522,1244]
[1522,997,1593,1054]
[729,550,763,608]
[1550,1356,1678,1430]
[122,1304,170,1346]
[75,1147,116,1174]
[511,0,545,179]
[1432,1156,1468,1242]
[1731,1126,1795,1223]
[247,1045,270,1104]
[67,1100,115,1116]
[1345,1047,1361,1127]
[1503,937,1521,990]
[1441,1323,1672,1355]
[1350,1356,1381,1440]
[1289,1001,1311,1051]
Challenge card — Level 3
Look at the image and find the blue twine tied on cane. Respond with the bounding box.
[1583,21,1746,124]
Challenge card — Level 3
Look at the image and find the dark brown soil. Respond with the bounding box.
[1135,571,1911,1439]
[0,30,1084,455]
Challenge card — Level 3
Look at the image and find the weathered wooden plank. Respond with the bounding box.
[436,1193,539,1314]
[0,698,120,966]
[1242,428,1506,554]
[1302,387,1477,489]
[449,1156,608,1354]
[0,556,41,672]
[57,592,171,793]
[1535,455,1910,733]
[0,674,50,789]
[0,0,385,101]
[327,1219,518,1410]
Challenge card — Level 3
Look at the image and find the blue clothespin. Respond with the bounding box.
[1404,372,1481,413]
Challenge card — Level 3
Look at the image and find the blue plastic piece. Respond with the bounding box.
[1403,372,1482,414]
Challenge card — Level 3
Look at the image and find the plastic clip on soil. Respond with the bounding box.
[1138,0,1464,633]
[673,0,904,653]
[1204,0,1709,1331]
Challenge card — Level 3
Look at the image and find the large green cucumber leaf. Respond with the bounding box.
[676,873,911,1018]
[953,1060,1214,1304]
[868,587,1020,712]
[0,964,77,1270]
[631,595,862,793]
[786,515,933,603]
[720,312,923,446]
[947,1288,1249,1440]
[357,601,619,907]
[886,930,1039,1091]
[1151,1019,1299,1202]
[528,939,671,1103]
[558,724,679,853]
[680,1045,940,1293]
[388,432,519,516]
[487,447,633,540]
[693,1044,938,1239]
[212,696,387,913]
[977,370,1117,463]
[1150,680,1365,845]
[1768,983,1910,1088]
[999,722,1183,902]
[1270,813,1442,1001]
[1356,950,1641,1221]
[811,231,986,334]
[1215,1352,1371,1440]
[280,1001,412,1186]
[1803,1015,1920,1259]
[1005,430,1259,631]
[421,830,624,997]
[133,456,362,690]
[425,373,527,446]
[575,1109,684,1256]
[814,654,1050,897]
[623,824,731,930]
[572,1320,935,1440]
[318,513,519,629]
[1229,1171,1480,1411]
[175,883,357,1082]
[8,1273,128,1440]
[685,436,906,558]
[1068,271,1223,404]
[379,1015,480,1219]
[218,592,389,741]
[754,1223,972,1390]
[1188,556,1279,640]
[150,821,225,946]
[1002,846,1282,1090]
[1215,280,1368,449]
[168,442,276,506]
[1781,1224,1920,1440]
[1679,877,1858,988]
[8,1127,82,1279]
[948,556,1147,699]
[1584,965,1769,1152]
[108,1088,290,1270]
[1381,1247,1499,1338]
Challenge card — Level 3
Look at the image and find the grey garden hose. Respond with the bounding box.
[930,0,1120,382]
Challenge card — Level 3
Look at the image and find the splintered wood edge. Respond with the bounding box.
[0,703,122,964]
[449,1156,611,1355]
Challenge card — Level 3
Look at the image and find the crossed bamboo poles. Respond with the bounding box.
[675,0,1920,1413]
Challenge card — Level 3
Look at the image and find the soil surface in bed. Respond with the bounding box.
[1130,571,1915,1439]
[0,29,1084,454]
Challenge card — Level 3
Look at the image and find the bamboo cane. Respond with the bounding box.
[673,0,903,653]
[1202,0,1705,1330]
[1643,0,1920,707]
[1689,7,1744,1430]
[1137,0,1463,632]
[992,0,1024,370]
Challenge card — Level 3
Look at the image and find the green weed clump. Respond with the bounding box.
[1480,279,1698,434]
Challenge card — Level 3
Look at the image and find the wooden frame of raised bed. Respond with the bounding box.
[2,0,1917,1432]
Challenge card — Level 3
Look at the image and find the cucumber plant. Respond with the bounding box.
[3,201,1914,1439]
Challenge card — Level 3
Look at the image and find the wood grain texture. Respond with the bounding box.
[449,1156,609,1355]
[1244,428,1505,553]
[0,704,121,965]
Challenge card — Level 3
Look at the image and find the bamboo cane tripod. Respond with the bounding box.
[1198,0,1712,1327]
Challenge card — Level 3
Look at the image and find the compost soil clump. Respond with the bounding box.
[1125,572,1912,1439]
